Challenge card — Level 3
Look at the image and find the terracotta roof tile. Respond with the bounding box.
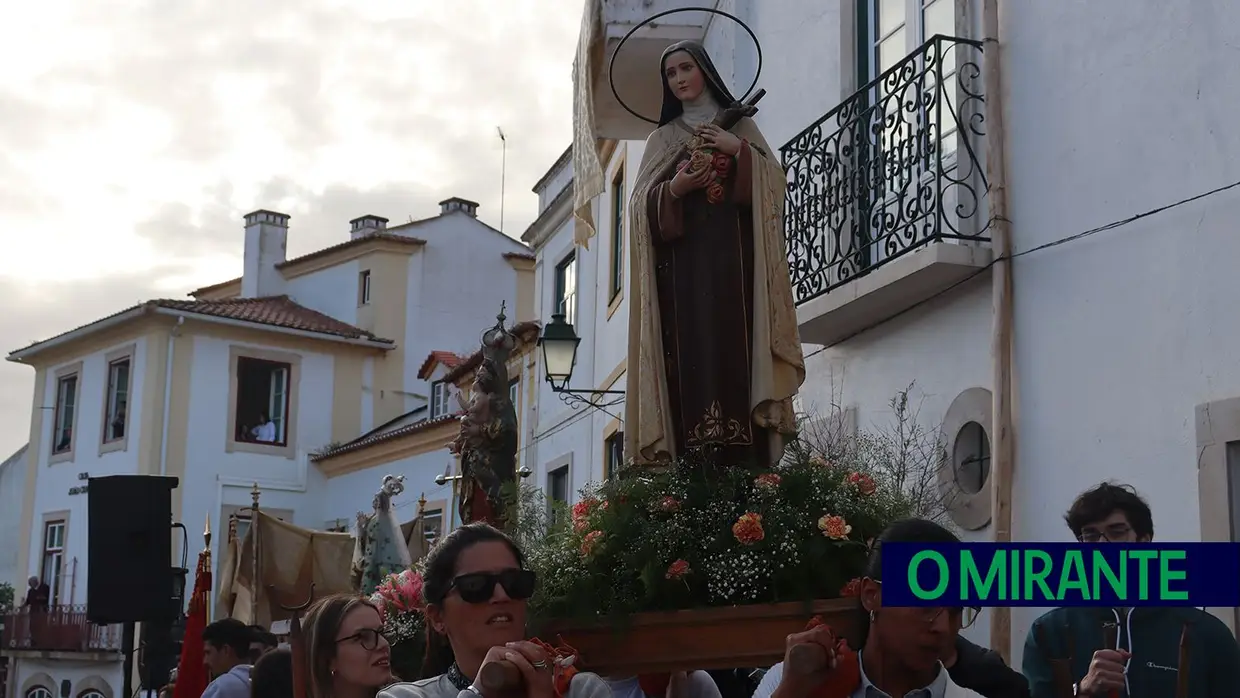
[311,413,459,461]
[156,296,393,343]
[273,232,426,270]
[417,350,467,380]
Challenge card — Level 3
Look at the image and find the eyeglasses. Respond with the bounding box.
[1078,524,1132,543]
[336,628,389,651]
[450,569,537,604]
[873,581,979,628]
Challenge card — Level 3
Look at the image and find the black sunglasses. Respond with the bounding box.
[450,569,537,604]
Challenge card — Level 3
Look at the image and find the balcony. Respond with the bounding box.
[1,605,122,658]
[578,0,710,141]
[781,36,992,348]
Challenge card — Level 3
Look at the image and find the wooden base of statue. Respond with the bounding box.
[539,599,860,675]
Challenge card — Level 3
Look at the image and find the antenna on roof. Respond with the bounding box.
[497,126,507,233]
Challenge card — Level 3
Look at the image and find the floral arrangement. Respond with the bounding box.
[524,443,923,625]
[370,567,428,679]
[677,144,733,204]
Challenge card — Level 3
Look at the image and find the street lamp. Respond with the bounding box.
[537,314,581,391]
[537,314,624,405]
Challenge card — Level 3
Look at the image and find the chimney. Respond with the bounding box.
[241,210,289,298]
[438,197,479,218]
[349,214,389,240]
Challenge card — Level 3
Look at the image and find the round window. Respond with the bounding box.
[952,421,991,495]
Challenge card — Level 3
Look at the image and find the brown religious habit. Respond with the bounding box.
[625,40,805,471]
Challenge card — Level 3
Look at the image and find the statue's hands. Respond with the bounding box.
[670,160,714,198]
[698,124,742,156]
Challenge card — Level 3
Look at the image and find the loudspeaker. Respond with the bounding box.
[87,475,179,624]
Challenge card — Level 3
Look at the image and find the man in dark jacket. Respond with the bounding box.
[1021,482,1240,697]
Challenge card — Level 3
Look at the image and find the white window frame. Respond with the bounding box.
[554,253,578,328]
[26,688,53,698]
[431,381,452,419]
[41,520,66,606]
[52,373,78,454]
[268,365,289,443]
[359,269,372,306]
[103,356,131,443]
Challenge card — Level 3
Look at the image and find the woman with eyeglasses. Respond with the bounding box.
[379,523,611,698]
[753,518,1030,698]
[302,594,397,698]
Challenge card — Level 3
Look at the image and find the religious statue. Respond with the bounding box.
[350,474,414,594]
[625,40,805,470]
[448,307,519,527]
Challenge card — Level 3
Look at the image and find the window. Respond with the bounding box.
[103,356,130,443]
[859,0,958,152]
[234,356,291,446]
[78,691,106,698]
[509,378,520,412]
[423,509,444,544]
[52,373,78,454]
[25,688,53,698]
[554,253,577,327]
[431,381,453,419]
[951,421,990,494]
[547,465,569,521]
[359,269,372,306]
[41,520,65,606]
[609,166,625,301]
[603,431,624,481]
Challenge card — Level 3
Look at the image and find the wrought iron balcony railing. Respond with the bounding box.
[1,605,122,653]
[782,35,989,304]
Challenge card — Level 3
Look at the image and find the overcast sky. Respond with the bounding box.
[0,0,580,458]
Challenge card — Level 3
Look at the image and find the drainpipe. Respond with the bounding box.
[981,0,1017,663]
[160,316,185,479]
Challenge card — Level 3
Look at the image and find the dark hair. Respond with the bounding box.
[250,625,278,647]
[1064,482,1154,540]
[203,618,252,659]
[857,518,961,647]
[421,523,527,677]
[301,594,382,698]
[250,648,293,698]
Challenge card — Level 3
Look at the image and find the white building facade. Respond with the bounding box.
[519,0,1240,684]
[2,198,533,698]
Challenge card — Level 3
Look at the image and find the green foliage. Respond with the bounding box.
[520,389,949,625]
[0,582,13,613]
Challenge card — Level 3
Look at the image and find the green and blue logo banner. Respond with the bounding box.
[880,542,1240,607]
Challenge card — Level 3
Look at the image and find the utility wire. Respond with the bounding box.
[802,177,1240,361]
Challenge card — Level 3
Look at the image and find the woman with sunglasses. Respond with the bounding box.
[303,593,397,698]
[379,523,611,698]
[753,518,1029,698]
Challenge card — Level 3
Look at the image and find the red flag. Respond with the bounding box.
[173,550,212,698]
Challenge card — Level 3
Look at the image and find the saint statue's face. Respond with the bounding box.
[663,50,705,102]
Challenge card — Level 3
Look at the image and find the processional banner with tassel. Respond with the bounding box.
[172,548,211,698]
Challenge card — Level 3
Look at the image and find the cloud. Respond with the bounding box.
[0,0,582,454]
[0,271,191,457]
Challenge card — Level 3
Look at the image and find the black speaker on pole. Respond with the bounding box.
[87,475,179,624]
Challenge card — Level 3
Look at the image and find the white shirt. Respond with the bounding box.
[252,421,276,442]
[753,656,948,698]
[604,672,722,698]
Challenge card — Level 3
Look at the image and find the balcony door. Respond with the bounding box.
[853,0,959,269]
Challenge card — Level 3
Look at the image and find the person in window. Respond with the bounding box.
[202,618,253,698]
[753,519,1028,698]
[1022,482,1240,697]
[250,413,276,443]
[55,427,71,452]
[110,406,126,439]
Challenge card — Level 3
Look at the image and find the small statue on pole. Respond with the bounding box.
[449,304,519,527]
